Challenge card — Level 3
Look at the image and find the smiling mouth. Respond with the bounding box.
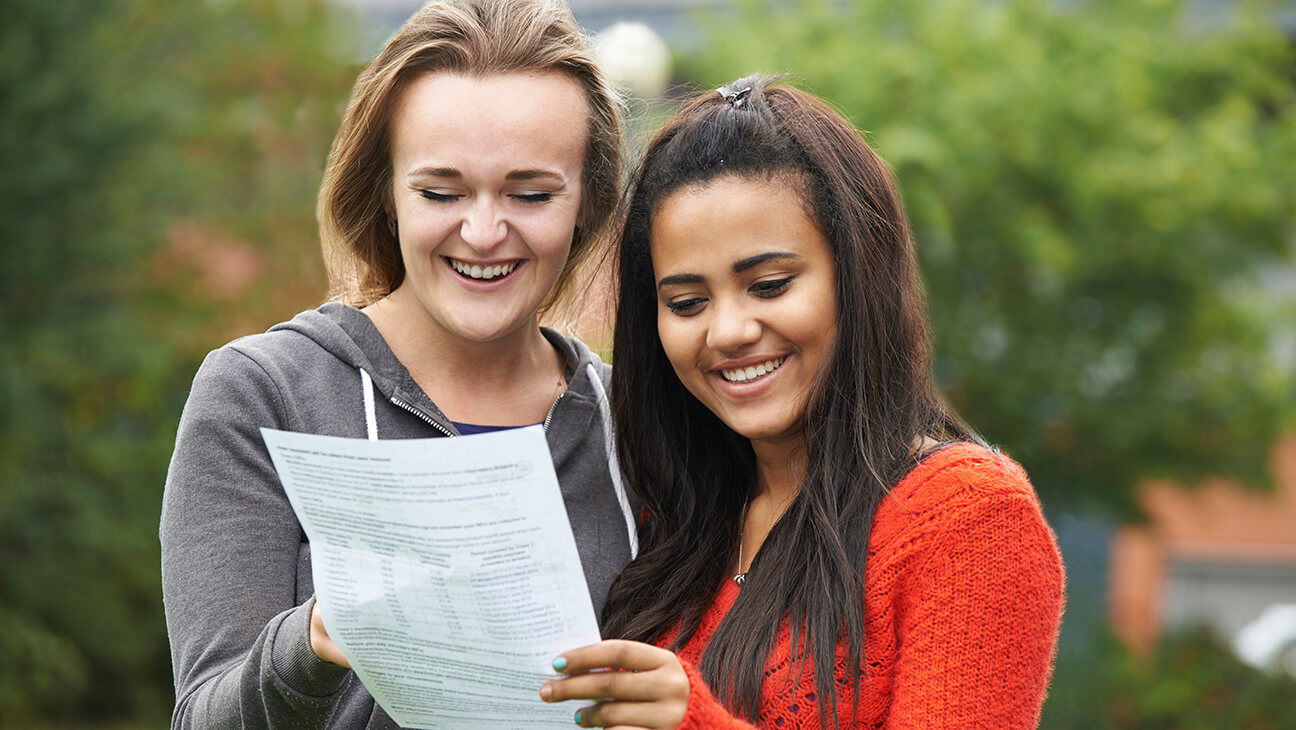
[719,356,787,384]
[446,257,520,281]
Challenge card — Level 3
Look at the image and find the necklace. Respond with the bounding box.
[733,501,749,585]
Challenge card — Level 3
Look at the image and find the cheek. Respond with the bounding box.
[527,215,577,265]
[656,317,694,376]
[791,286,838,355]
[658,323,715,410]
[398,207,457,247]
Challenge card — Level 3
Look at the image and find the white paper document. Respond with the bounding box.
[261,426,601,729]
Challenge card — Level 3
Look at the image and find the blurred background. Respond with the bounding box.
[2,0,1294,727]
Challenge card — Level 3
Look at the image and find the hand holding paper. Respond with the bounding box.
[262,425,602,730]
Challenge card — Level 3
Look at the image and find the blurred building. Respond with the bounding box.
[1109,435,1296,657]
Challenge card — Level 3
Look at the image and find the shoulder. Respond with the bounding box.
[181,340,291,432]
[893,442,1036,510]
[542,327,612,390]
[220,307,341,369]
[197,303,366,387]
[869,443,1063,611]
[870,442,1050,554]
[183,308,346,419]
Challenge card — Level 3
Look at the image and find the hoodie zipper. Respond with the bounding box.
[389,394,456,438]
[542,392,566,433]
[391,389,567,436]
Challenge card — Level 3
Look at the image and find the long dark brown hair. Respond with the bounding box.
[601,75,978,727]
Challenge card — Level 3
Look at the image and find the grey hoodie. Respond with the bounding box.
[160,303,636,729]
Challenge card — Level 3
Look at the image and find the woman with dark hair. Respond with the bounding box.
[540,76,1065,729]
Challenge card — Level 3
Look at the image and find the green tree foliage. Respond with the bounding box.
[0,0,354,723]
[1043,628,1296,729]
[687,0,1296,513]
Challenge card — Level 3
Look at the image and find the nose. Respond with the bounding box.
[705,299,762,353]
[460,197,507,252]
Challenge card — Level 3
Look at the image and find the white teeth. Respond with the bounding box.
[720,357,786,383]
[451,259,517,280]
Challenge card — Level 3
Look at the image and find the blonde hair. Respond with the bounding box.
[318,0,624,309]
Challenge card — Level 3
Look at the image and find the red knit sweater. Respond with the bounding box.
[665,443,1065,729]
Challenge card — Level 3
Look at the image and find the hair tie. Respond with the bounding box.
[719,85,753,108]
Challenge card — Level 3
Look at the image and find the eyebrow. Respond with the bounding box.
[408,166,460,179]
[504,169,565,182]
[657,251,802,290]
[733,251,800,272]
[656,273,703,289]
[406,166,565,183]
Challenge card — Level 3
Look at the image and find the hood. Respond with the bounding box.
[267,302,406,394]
[267,301,611,413]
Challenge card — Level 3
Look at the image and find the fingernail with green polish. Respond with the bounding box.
[553,656,567,671]
[573,710,582,725]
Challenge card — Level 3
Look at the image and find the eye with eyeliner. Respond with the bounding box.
[665,297,706,315]
[419,189,459,202]
[751,275,795,298]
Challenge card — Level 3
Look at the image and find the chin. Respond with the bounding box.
[448,308,534,341]
[724,418,799,444]
[456,323,522,343]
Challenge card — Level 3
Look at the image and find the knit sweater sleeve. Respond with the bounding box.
[675,659,758,730]
[161,346,352,729]
[885,463,1065,729]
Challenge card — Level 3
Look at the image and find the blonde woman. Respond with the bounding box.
[160,2,632,727]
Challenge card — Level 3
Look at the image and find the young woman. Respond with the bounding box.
[160,2,635,727]
[540,76,1065,729]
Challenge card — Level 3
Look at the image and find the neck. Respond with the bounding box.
[750,435,806,504]
[734,434,807,580]
[362,287,565,424]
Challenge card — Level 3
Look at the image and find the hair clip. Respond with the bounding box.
[719,85,753,108]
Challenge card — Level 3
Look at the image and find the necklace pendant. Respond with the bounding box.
[733,572,746,585]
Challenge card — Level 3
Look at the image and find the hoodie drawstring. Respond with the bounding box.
[586,363,639,559]
[359,368,378,441]
[359,364,637,559]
